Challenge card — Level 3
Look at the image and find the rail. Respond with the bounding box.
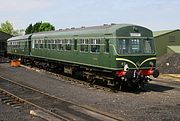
[0,75,124,121]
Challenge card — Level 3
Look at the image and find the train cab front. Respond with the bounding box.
[114,37,159,88]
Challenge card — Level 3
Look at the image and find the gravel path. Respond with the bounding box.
[0,63,180,121]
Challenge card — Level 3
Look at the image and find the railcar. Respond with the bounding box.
[7,24,159,90]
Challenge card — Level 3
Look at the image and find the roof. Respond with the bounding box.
[33,24,132,34]
[32,24,152,38]
[153,29,180,37]
[7,34,31,41]
[8,24,152,41]
[31,24,136,38]
[0,31,13,40]
[167,46,180,53]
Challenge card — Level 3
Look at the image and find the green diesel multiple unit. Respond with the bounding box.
[7,24,159,90]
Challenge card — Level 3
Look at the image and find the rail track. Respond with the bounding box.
[22,65,115,92]
[30,65,180,99]
[22,64,180,94]
[0,75,123,121]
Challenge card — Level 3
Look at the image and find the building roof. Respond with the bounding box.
[153,29,180,37]
[0,31,13,40]
[168,46,180,53]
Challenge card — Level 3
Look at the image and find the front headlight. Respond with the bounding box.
[149,61,154,66]
[124,64,129,71]
[120,62,125,67]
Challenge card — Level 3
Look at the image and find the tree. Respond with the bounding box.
[39,22,55,32]
[0,20,14,35]
[0,20,23,36]
[32,22,42,33]
[25,22,55,34]
[25,24,33,34]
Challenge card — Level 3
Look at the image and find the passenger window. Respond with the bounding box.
[35,40,39,49]
[65,40,72,50]
[52,40,57,50]
[91,39,100,53]
[80,39,88,52]
[57,40,64,51]
[39,40,43,49]
[48,40,51,49]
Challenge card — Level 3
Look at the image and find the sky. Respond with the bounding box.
[0,0,179,31]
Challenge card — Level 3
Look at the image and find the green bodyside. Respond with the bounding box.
[7,24,156,71]
[30,28,114,70]
[7,35,31,56]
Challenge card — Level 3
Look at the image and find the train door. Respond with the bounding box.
[73,35,79,60]
[100,38,111,67]
[28,35,32,56]
[101,34,113,67]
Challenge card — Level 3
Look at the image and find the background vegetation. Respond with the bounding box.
[0,20,55,36]
[25,22,55,34]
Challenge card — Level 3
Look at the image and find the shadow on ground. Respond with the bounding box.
[121,83,174,94]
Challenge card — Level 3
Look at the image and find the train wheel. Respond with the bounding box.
[131,82,140,90]
[139,79,149,91]
[113,78,121,92]
[119,81,126,91]
[87,75,95,87]
[102,80,108,86]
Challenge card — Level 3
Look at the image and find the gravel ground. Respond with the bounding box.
[0,63,180,121]
[0,102,44,121]
[157,53,180,74]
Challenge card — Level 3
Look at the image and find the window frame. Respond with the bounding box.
[90,39,101,53]
[65,39,72,51]
[80,39,89,52]
[117,38,155,54]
